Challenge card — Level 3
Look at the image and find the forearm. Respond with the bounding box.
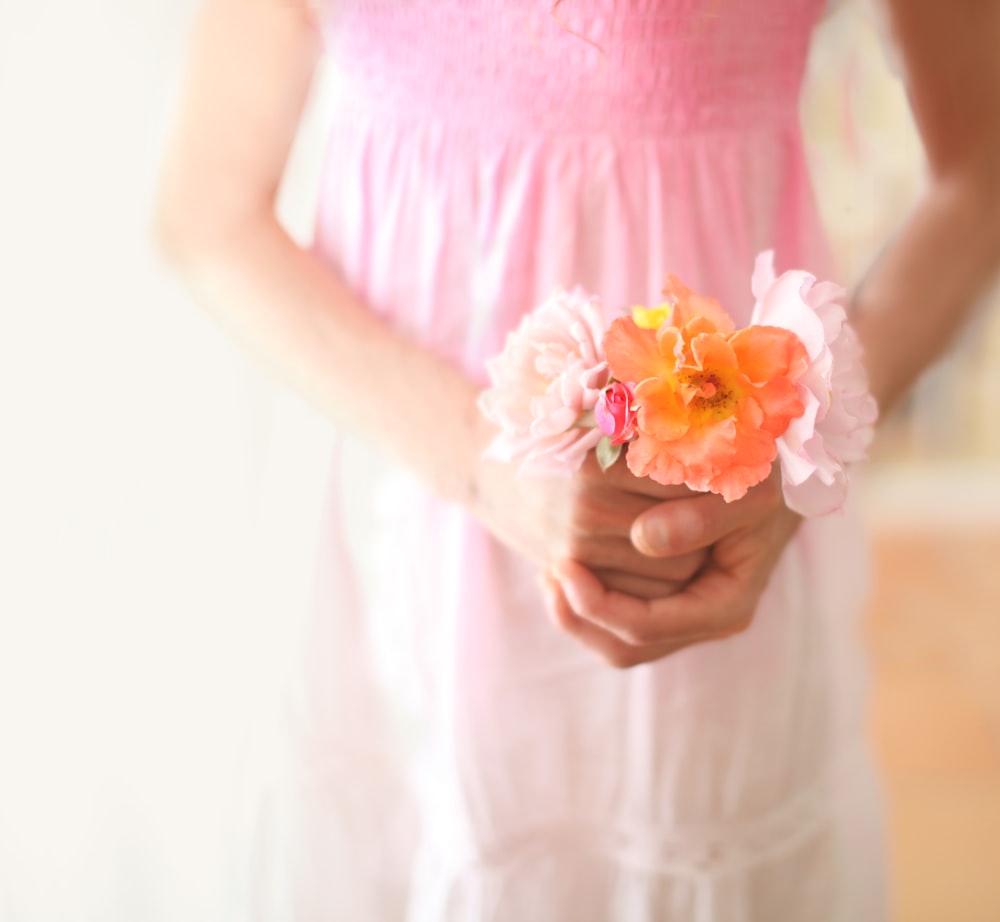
[161,214,484,503]
[856,0,1000,418]
[851,171,1000,416]
[159,213,712,596]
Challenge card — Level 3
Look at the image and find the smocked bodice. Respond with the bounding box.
[315,0,828,137]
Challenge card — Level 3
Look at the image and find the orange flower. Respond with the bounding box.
[604,279,808,502]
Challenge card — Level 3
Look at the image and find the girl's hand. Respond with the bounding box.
[469,422,709,600]
[544,469,801,667]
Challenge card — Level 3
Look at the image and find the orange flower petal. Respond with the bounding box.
[667,419,738,472]
[627,418,741,491]
[604,317,674,384]
[729,325,808,383]
[614,279,804,501]
[635,378,690,441]
[689,332,738,373]
[625,432,689,486]
[749,378,805,437]
[707,420,777,501]
[662,275,735,334]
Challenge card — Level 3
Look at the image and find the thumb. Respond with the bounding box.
[630,491,762,557]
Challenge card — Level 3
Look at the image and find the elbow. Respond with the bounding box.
[918,165,1000,290]
[152,197,232,275]
[152,194,193,271]
[934,161,1000,258]
[152,179,270,274]
[152,181,214,273]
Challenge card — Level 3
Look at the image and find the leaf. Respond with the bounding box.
[595,436,623,472]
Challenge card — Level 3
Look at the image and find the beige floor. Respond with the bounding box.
[866,528,1000,922]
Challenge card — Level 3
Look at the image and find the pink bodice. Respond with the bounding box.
[316,0,828,138]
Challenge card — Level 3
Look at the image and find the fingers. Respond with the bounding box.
[630,493,739,558]
[552,558,733,645]
[566,488,674,542]
[564,458,709,564]
[570,538,707,582]
[630,474,784,558]
[540,573,696,669]
[591,569,688,601]
[594,454,697,501]
[544,471,798,668]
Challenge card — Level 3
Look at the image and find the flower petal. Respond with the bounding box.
[729,325,808,383]
[781,466,848,517]
[479,286,610,476]
[635,378,690,441]
[604,317,674,384]
[662,274,735,333]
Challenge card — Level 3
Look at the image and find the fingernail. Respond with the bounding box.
[538,571,558,599]
[633,518,666,556]
[538,572,563,628]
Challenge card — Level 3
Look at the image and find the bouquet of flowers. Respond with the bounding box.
[478,252,878,517]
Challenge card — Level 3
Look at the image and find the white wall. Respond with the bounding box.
[0,3,334,919]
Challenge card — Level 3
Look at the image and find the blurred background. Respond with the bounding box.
[0,1,997,920]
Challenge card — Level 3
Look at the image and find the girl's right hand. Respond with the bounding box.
[468,424,708,600]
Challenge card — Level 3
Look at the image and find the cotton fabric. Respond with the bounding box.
[242,3,888,919]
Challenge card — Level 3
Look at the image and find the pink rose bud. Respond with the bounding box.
[594,382,638,445]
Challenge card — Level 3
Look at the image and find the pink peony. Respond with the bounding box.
[594,381,638,445]
[478,287,610,475]
[750,251,879,516]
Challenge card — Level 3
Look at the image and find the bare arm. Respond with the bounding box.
[155,0,707,597]
[852,0,1000,412]
[155,0,483,501]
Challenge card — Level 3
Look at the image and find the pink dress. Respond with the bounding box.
[245,2,887,919]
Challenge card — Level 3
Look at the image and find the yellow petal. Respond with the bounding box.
[631,304,671,330]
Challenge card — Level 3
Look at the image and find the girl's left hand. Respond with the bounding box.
[543,469,801,668]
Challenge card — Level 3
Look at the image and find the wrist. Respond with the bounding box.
[435,384,495,511]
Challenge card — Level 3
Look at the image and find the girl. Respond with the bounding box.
[157,1,1000,918]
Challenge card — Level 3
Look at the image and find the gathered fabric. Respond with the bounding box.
[239,2,888,919]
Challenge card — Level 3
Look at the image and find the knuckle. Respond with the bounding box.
[619,622,658,647]
[604,646,644,670]
[580,601,608,625]
[550,602,576,632]
[567,493,604,535]
[563,530,588,560]
[680,504,713,545]
[671,550,708,582]
[764,467,784,499]
[753,468,784,507]
[722,606,755,636]
[566,493,589,525]
[636,501,710,557]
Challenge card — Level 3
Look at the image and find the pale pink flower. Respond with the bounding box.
[750,251,879,516]
[594,381,638,445]
[478,287,610,475]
